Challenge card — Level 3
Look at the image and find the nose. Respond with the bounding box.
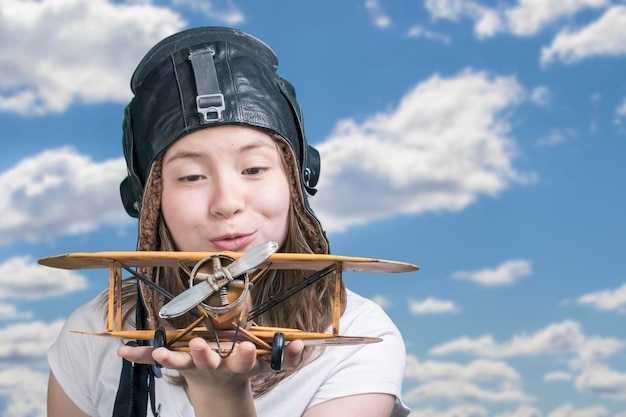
[208,173,244,218]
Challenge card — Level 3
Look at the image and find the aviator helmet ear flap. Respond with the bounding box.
[275,77,320,196]
[120,105,143,218]
[303,145,320,195]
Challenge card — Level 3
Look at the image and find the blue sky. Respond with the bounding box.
[1,0,625,416]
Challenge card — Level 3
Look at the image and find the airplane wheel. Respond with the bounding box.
[270,332,285,371]
[154,329,167,349]
[153,329,167,369]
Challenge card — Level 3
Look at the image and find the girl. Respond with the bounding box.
[47,26,409,417]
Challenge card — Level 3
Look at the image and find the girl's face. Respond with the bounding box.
[161,125,291,252]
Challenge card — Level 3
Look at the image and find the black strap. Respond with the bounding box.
[112,280,160,417]
[113,341,151,417]
[189,47,225,122]
[112,349,134,417]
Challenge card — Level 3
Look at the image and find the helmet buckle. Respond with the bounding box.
[196,93,225,122]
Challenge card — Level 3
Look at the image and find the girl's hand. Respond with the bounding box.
[117,337,305,417]
[117,338,304,377]
[153,338,303,382]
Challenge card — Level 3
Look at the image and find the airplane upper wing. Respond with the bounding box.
[38,251,418,273]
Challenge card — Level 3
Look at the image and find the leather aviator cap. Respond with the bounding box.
[120,27,321,220]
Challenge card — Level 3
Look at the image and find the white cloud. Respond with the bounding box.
[577,282,626,313]
[424,0,610,39]
[0,148,130,245]
[371,294,392,309]
[505,0,609,37]
[0,320,65,363]
[575,365,626,399]
[496,405,543,417]
[409,405,488,417]
[403,355,529,406]
[423,0,626,67]
[452,259,532,286]
[535,128,572,147]
[0,256,88,299]
[424,0,503,38]
[617,97,626,116]
[530,85,552,107]
[547,404,608,417]
[424,0,468,20]
[574,336,625,366]
[406,26,452,44]
[543,371,572,382]
[409,297,459,315]
[541,5,626,65]
[429,320,623,362]
[0,366,48,417]
[172,0,245,25]
[403,379,532,403]
[0,0,185,115]
[618,98,626,113]
[473,8,502,38]
[365,0,391,28]
[0,304,32,321]
[405,355,520,382]
[313,69,535,233]
[615,97,626,126]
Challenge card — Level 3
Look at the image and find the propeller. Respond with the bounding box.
[159,241,279,319]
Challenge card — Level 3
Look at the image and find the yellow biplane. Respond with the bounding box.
[38,241,418,371]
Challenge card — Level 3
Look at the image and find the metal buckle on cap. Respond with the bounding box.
[196,93,225,122]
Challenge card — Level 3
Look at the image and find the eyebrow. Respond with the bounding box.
[163,150,205,166]
[163,139,277,165]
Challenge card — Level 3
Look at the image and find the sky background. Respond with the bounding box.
[1,0,625,416]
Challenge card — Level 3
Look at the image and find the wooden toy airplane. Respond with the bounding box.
[38,241,418,370]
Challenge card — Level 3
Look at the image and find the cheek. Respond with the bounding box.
[160,187,197,243]
[161,187,176,224]
[268,185,291,215]
[267,178,292,231]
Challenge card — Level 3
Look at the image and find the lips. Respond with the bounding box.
[210,233,256,252]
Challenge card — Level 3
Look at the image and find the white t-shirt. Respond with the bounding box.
[48,290,410,417]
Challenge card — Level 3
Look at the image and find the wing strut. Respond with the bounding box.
[247,265,336,321]
[121,265,175,300]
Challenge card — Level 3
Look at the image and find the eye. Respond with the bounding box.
[179,174,205,182]
[242,167,268,175]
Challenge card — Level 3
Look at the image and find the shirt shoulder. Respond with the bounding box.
[47,295,126,416]
[256,289,410,416]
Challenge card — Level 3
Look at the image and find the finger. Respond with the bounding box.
[117,345,155,364]
[228,341,257,374]
[187,338,221,371]
[152,346,195,370]
[282,339,304,369]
